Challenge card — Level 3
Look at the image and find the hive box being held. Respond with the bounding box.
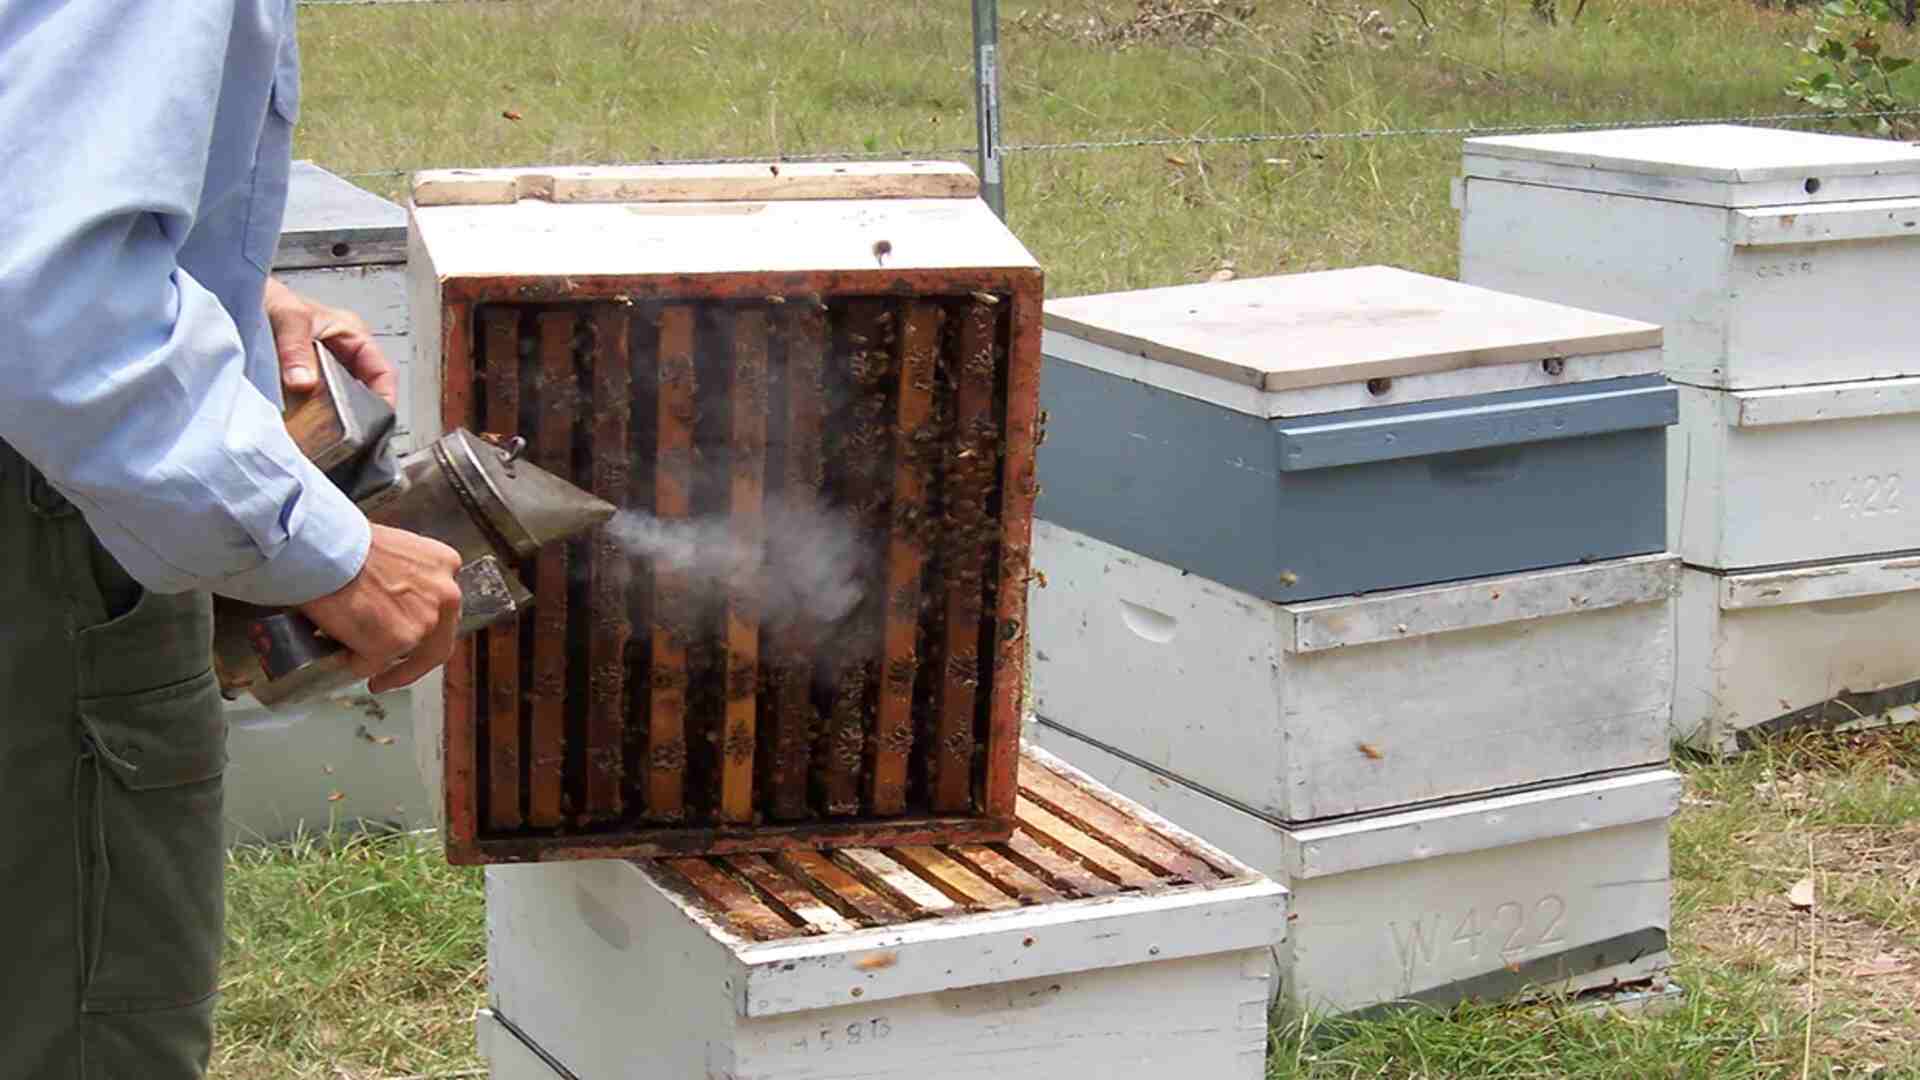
[479,748,1287,1080]
[1039,267,1674,604]
[407,162,1043,863]
[1458,124,1920,391]
[1031,722,1675,1016]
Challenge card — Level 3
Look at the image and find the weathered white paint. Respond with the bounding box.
[1731,197,1920,246]
[1042,266,1660,393]
[220,690,430,845]
[1277,769,1680,879]
[1674,560,1920,753]
[1029,522,1676,822]
[483,754,1284,1080]
[1719,554,1920,609]
[1027,723,1676,1016]
[409,194,1037,281]
[1464,124,1920,207]
[1284,555,1677,653]
[1041,329,1661,418]
[1669,381,1920,569]
[1459,166,1920,390]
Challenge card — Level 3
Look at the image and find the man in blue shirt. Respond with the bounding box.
[0,4,465,1076]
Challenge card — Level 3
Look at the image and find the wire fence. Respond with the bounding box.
[332,108,1920,182]
[302,0,1920,207]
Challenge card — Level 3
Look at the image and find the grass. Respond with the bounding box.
[296,0,1918,297]
[214,731,1920,1079]
[209,1,1920,1075]
[216,831,487,1079]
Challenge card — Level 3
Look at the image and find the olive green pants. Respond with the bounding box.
[0,443,227,1080]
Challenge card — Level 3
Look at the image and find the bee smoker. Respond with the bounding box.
[212,343,617,709]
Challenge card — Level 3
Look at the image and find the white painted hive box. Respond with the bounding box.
[1669,378,1920,569]
[222,161,429,846]
[1459,124,1920,390]
[1675,555,1920,754]
[1029,722,1677,1016]
[1029,520,1678,822]
[481,747,1287,1080]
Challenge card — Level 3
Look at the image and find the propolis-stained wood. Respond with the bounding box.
[407,162,1043,863]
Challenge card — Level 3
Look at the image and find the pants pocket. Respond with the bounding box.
[81,996,216,1080]
[76,671,227,1015]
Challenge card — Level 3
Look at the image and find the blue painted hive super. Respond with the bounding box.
[1037,266,1675,602]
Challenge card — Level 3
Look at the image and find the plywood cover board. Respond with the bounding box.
[1042,266,1659,391]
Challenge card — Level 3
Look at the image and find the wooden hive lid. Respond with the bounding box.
[635,746,1288,1017]
[408,161,1039,281]
[1044,266,1662,392]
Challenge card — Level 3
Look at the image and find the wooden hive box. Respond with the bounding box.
[1667,377,1920,570]
[1459,124,1920,391]
[1031,723,1676,1016]
[1038,267,1675,604]
[1031,522,1679,822]
[1676,556,1920,754]
[478,747,1287,1080]
[406,162,1043,862]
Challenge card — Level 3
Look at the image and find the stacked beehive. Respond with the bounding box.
[1025,266,1685,1015]
[1457,125,1920,754]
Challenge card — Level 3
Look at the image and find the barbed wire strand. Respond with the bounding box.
[332,108,1920,181]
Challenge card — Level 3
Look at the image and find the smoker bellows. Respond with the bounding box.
[407,162,1043,863]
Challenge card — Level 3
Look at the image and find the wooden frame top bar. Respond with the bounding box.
[413,161,980,207]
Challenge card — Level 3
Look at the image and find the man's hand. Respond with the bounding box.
[264,275,399,408]
[297,524,464,694]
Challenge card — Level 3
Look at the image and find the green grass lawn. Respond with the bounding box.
[211,1,1920,1075]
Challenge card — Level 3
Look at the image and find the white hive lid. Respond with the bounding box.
[1042,266,1661,392]
[1463,124,1920,206]
[408,161,1038,280]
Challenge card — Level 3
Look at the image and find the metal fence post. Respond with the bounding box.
[972,0,1006,220]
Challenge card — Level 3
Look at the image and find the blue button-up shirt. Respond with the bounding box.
[0,0,370,606]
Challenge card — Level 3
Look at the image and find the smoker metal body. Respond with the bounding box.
[1030,722,1676,1016]
[407,162,1044,863]
[212,338,613,710]
[478,747,1285,1080]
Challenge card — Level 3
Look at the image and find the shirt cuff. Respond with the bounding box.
[214,455,372,606]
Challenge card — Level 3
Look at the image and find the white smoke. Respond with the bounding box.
[604,496,869,628]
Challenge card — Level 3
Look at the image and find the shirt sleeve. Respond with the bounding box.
[0,1,371,608]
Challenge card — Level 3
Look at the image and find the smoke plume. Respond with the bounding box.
[603,496,870,629]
